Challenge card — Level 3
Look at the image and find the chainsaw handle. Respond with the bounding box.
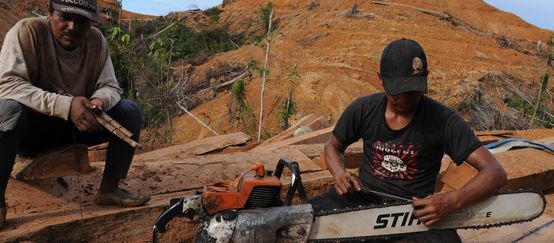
[153,198,184,234]
[275,158,308,205]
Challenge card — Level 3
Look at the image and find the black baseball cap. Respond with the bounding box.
[50,0,98,22]
[380,38,428,95]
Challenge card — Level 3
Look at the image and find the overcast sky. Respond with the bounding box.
[122,0,554,31]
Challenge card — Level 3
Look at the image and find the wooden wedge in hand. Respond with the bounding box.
[93,111,141,148]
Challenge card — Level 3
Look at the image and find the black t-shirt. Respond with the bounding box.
[333,93,481,198]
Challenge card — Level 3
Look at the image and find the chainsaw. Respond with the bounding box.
[152,158,545,242]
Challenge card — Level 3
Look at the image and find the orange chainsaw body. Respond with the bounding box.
[202,163,282,215]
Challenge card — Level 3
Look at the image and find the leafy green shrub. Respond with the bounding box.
[101,18,243,143]
[257,1,274,31]
[277,97,297,130]
[229,78,255,134]
[277,66,300,130]
[204,7,222,22]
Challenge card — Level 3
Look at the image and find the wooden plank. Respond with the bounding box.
[94,112,139,148]
[496,148,554,192]
[437,148,554,193]
[437,162,478,193]
[301,116,330,134]
[261,114,316,145]
[285,127,333,145]
[135,132,251,160]
[10,144,94,180]
[292,142,363,170]
[88,143,108,162]
[253,127,334,152]
[290,143,325,158]
[168,147,321,174]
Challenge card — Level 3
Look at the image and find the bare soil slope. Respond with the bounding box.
[171,0,554,143]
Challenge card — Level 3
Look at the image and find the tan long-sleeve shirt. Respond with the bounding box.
[0,17,122,120]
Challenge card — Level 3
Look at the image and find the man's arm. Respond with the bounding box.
[325,134,362,195]
[412,146,507,226]
[0,21,74,120]
[90,54,122,111]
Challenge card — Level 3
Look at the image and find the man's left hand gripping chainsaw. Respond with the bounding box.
[152,158,545,242]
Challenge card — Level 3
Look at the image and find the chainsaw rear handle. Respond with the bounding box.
[274,158,308,205]
[153,198,185,234]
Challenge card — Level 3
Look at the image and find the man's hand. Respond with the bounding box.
[412,192,459,226]
[70,96,103,132]
[90,98,105,112]
[333,170,362,195]
[325,135,362,195]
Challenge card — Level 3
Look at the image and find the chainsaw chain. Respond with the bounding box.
[308,189,546,243]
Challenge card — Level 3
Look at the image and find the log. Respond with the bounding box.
[372,0,452,19]
[10,144,94,180]
[213,71,249,91]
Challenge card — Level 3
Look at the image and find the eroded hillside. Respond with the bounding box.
[170,0,553,143]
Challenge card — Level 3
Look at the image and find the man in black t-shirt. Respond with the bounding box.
[317,38,507,241]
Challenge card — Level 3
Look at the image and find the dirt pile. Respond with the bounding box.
[170,0,553,144]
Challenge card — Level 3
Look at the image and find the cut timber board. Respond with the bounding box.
[261,114,317,145]
[135,132,251,160]
[438,148,554,192]
[293,142,363,169]
[10,144,93,180]
[253,127,333,151]
[495,148,554,192]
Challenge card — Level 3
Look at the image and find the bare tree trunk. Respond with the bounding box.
[177,103,219,136]
[257,10,274,142]
[529,74,549,128]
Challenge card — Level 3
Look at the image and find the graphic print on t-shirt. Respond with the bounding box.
[371,140,419,180]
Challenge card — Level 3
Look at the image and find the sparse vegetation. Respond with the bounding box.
[257,1,274,32]
[101,17,242,143]
[204,7,222,22]
[277,65,300,130]
[525,36,554,128]
[229,78,256,134]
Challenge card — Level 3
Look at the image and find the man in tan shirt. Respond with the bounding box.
[0,0,149,229]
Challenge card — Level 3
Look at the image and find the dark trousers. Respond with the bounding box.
[309,189,461,243]
[0,99,143,207]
